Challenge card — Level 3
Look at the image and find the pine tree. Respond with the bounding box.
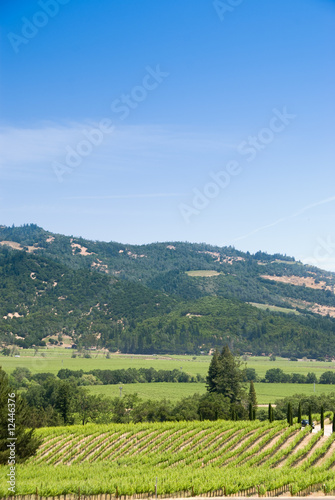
[206,345,246,403]
[0,367,42,464]
[206,350,220,393]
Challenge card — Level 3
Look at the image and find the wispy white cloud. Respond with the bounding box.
[65,193,185,200]
[0,123,235,167]
[233,196,335,243]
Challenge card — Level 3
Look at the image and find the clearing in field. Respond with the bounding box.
[186,270,221,277]
[248,302,300,315]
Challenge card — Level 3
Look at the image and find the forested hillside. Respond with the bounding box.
[1,224,335,357]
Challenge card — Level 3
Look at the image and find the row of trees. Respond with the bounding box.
[9,366,204,389]
[264,368,335,384]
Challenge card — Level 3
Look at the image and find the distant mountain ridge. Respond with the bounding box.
[0,223,335,357]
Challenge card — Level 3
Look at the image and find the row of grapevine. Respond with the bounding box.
[1,418,334,496]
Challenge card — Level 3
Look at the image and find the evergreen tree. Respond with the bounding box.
[206,350,220,393]
[321,406,324,430]
[309,405,313,430]
[206,345,246,403]
[268,403,273,422]
[287,403,293,426]
[249,402,253,421]
[55,381,75,424]
[248,381,257,408]
[0,367,41,464]
[298,402,302,423]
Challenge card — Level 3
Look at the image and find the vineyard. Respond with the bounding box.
[2,418,335,496]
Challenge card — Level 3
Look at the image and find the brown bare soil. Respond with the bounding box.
[261,274,334,293]
[294,435,328,467]
[275,431,314,468]
[313,439,335,466]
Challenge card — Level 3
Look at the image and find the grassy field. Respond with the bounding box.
[247,357,335,378]
[186,270,221,277]
[87,381,207,401]
[248,302,300,315]
[0,349,211,376]
[1,350,335,379]
[2,419,335,495]
[2,350,335,404]
[86,381,335,404]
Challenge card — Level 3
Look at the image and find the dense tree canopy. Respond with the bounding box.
[0,367,41,464]
[1,223,335,357]
[206,346,246,403]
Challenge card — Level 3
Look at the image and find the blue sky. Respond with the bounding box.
[1,0,335,270]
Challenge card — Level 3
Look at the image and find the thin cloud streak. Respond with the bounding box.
[65,193,185,200]
[233,196,335,243]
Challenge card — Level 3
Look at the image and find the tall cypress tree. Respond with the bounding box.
[248,381,257,408]
[0,367,42,464]
[268,403,273,423]
[287,403,293,426]
[321,406,324,430]
[309,405,313,430]
[249,402,253,421]
[298,402,302,424]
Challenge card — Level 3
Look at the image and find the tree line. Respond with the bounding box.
[263,368,335,384]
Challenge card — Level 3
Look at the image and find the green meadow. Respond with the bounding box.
[1,349,335,377]
[1,350,335,404]
[86,381,335,404]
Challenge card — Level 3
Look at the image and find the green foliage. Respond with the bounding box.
[0,367,41,464]
[248,381,257,408]
[57,367,203,385]
[298,402,302,423]
[287,403,293,425]
[1,224,335,357]
[206,346,246,403]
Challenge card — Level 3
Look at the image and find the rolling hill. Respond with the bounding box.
[1,223,335,357]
